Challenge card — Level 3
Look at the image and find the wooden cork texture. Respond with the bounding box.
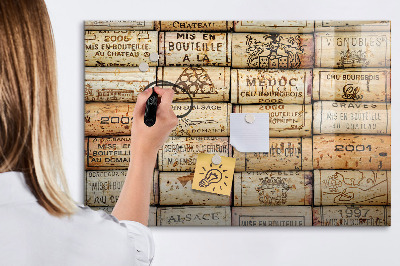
[85,169,159,206]
[84,20,391,226]
[155,21,233,31]
[157,206,231,226]
[315,32,391,68]
[157,67,230,102]
[85,67,156,102]
[85,102,231,137]
[231,69,312,104]
[313,101,391,134]
[314,170,390,206]
[313,206,391,226]
[234,21,314,33]
[233,104,312,137]
[315,21,391,32]
[231,206,312,226]
[85,30,158,67]
[234,138,313,171]
[232,33,314,68]
[234,171,313,206]
[313,135,391,170]
[159,172,231,206]
[85,136,132,170]
[85,21,155,30]
[159,32,232,66]
[158,137,231,171]
[312,68,391,102]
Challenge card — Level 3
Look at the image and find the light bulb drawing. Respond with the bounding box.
[198,163,229,192]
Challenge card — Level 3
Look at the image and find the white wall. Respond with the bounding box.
[46,0,399,265]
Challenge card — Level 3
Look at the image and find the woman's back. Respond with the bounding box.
[0,172,154,266]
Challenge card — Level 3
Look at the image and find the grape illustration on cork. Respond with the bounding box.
[84,20,391,227]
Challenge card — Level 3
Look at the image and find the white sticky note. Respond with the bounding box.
[229,113,269,152]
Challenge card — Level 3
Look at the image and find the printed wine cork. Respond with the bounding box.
[314,170,391,206]
[159,32,232,66]
[84,103,134,136]
[234,138,313,172]
[313,101,391,135]
[313,68,391,102]
[158,137,231,171]
[232,33,314,69]
[315,21,391,32]
[84,102,231,137]
[159,172,231,206]
[315,32,391,68]
[157,67,230,102]
[172,102,231,136]
[85,30,158,67]
[85,136,132,170]
[148,206,157,226]
[84,21,155,30]
[231,69,312,104]
[313,135,391,170]
[234,171,313,206]
[91,206,157,226]
[155,21,233,31]
[85,169,159,206]
[232,206,312,226]
[233,104,312,137]
[157,206,231,226]
[85,67,156,102]
[313,206,391,226]
[234,20,314,33]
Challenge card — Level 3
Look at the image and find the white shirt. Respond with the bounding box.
[0,171,155,266]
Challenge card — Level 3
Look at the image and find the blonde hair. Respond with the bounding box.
[0,0,76,216]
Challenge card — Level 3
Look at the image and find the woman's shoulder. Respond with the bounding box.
[72,205,155,265]
[73,205,120,224]
[64,205,136,250]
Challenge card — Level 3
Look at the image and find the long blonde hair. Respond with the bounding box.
[0,0,76,216]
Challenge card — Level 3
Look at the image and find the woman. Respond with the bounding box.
[0,0,177,265]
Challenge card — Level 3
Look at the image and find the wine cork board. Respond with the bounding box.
[84,20,391,226]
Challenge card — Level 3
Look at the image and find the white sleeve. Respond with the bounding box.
[119,220,155,265]
[79,206,156,265]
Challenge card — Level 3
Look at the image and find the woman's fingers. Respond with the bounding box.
[133,87,153,118]
[153,86,167,95]
[134,87,177,128]
[154,87,175,107]
[154,87,178,127]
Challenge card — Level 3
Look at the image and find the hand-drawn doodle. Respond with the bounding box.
[245,34,304,68]
[322,171,387,203]
[174,67,217,96]
[192,153,236,196]
[198,163,229,192]
[256,176,291,205]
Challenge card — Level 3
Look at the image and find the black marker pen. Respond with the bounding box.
[144,88,158,127]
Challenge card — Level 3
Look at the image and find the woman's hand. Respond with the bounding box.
[112,87,177,224]
[130,87,178,157]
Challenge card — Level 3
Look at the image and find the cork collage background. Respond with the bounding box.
[84,21,391,226]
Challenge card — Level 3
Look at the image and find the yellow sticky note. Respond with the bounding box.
[192,153,236,196]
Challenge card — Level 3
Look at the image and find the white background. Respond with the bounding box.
[45,0,399,265]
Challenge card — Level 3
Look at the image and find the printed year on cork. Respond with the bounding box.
[85,31,158,67]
